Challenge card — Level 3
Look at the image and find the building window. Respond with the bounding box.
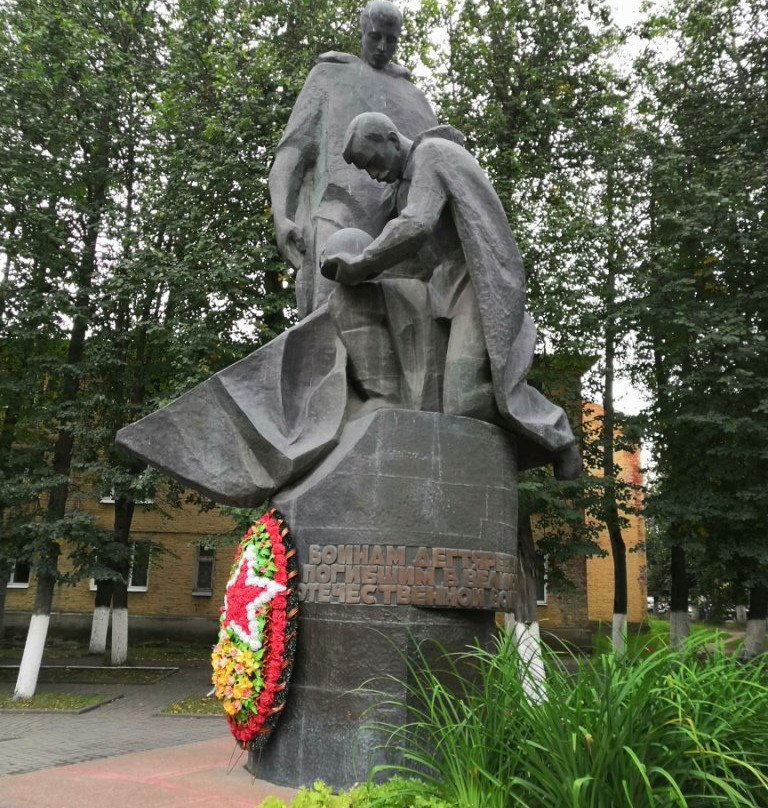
[193,545,215,596]
[128,541,151,591]
[535,554,548,605]
[88,540,152,592]
[100,490,154,505]
[8,560,31,588]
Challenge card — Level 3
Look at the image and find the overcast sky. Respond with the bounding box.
[610,0,645,28]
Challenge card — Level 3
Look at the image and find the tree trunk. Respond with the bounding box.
[14,186,99,696]
[0,404,18,636]
[505,512,546,702]
[601,247,627,655]
[111,579,129,666]
[741,583,767,659]
[89,579,113,654]
[14,567,57,698]
[669,544,689,648]
[0,564,10,644]
[110,496,135,665]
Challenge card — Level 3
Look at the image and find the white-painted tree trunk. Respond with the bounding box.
[669,610,690,649]
[14,613,50,699]
[612,612,627,655]
[111,608,128,665]
[89,606,110,654]
[740,618,766,659]
[505,613,546,703]
[736,605,748,623]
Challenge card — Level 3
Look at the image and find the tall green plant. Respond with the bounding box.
[364,635,768,807]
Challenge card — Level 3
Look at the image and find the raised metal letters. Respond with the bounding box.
[298,543,517,611]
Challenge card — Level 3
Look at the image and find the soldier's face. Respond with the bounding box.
[361,17,400,69]
[349,135,401,183]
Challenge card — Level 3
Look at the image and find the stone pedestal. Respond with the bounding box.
[248,409,518,789]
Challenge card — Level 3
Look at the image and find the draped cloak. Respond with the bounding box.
[269,52,437,316]
[116,129,574,507]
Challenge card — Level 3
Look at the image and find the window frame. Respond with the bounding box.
[7,559,31,589]
[192,544,216,597]
[127,540,151,591]
[89,540,152,593]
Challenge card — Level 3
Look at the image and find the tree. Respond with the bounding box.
[0,0,152,693]
[633,0,768,650]
[424,0,641,652]
[1,0,435,674]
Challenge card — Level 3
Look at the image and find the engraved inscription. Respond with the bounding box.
[298,544,516,611]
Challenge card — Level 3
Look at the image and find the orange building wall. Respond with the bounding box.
[536,555,589,642]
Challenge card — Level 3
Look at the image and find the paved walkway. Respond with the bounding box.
[0,658,298,807]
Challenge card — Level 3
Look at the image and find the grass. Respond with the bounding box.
[127,639,213,662]
[162,694,222,716]
[0,638,213,664]
[360,632,768,808]
[0,691,113,712]
[0,644,81,660]
[591,616,738,656]
[0,639,214,713]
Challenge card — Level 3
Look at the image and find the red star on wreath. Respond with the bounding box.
[223,545,285,650]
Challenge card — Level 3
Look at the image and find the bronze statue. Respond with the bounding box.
[322,112,581,477]
[268,0,437,317]
[114,10,583,788]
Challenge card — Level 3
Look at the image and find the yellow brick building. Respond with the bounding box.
[4,496,240,641]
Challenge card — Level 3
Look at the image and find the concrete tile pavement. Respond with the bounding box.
[0,660,299,807]
[0,737,298,808]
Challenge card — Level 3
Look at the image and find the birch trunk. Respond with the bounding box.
[669,545,690,648]
[506,513,546,702]
[740,583,767,659]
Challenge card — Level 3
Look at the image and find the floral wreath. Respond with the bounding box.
[211,508,299,748]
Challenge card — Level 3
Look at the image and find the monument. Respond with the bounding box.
[115,1,580,790]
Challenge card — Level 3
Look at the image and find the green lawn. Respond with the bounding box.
[0,638,213,664]
[0,692,113,712]
[592,615,742,656]
[0,665,175,684]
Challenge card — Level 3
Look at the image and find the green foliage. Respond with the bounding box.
[427,0,628,357]
[257,778,455,808]
[632,0,768,605]
[364,633,768,807]
[591,616,731,656]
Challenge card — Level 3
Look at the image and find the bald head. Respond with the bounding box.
[343,112,398,155]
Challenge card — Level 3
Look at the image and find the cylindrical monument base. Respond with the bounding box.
[249,409,518,789]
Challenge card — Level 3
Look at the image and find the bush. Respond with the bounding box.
[257,778,455,808]
[363,633,768,807]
